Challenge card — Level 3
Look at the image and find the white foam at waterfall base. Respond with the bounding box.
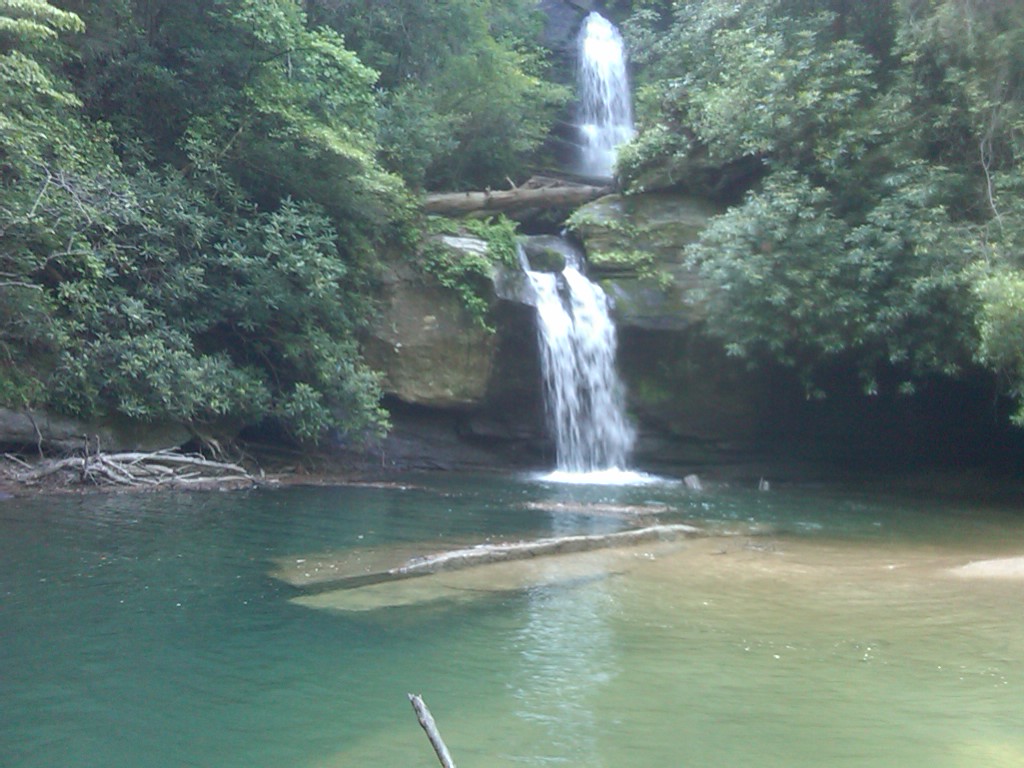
[536,468,675,487]
[576,12,634,178]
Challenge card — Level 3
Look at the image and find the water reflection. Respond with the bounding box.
[508,578,615,765]
[503,510,618,764]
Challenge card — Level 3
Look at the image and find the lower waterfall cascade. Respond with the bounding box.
[519,239,640,481]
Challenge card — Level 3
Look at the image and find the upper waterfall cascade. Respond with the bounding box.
[576,12,634,179]
[520,240,636,477]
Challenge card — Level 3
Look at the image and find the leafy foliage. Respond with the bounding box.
[2,154,389,440]
[421,216,521,328]
[0,0,584,446]
[0,0,403,444]
[974,268,1024,424]
[0,0,82,50]
[624,0,1024,411]
[686,169,976,395]
[621,1,877,189]
[9,0,1024,445]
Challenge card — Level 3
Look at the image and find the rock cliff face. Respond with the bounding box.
[0,408,192,454]
[568,193,720,331]
[363,237,549,470]
[538,0,594,68]
[362,243,498,409]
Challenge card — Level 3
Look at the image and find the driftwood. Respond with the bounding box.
[408,694,458,768]
[13,448,256,489]
[423,175,611,217]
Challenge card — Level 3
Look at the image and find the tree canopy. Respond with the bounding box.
[306,0,569,189]
[1,0,404,442]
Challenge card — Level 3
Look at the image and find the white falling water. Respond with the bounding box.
[576,12,634,179]
[520,242,636,479]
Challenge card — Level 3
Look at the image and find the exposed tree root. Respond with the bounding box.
[10,448,257,490]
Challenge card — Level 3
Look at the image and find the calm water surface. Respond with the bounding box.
[1,473,1022,767]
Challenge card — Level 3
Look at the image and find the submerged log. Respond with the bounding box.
[408,694,458,768]
[520,500,672,518]
[423,176,611,217]
[301,523,702,593]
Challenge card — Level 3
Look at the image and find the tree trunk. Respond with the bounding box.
[423,176,611,217]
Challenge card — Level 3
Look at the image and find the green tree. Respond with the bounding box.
[0,0,90,405]
[0,0,82,50]
[686,169,975,396]
[620,0,878,191]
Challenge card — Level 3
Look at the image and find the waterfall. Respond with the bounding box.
[576,12,634,179]
[520,240,636,478]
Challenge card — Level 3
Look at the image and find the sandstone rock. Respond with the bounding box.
[949,556,1024,579]
[363,240,497,409]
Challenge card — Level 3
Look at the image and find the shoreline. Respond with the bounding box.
[3,447,1024,505]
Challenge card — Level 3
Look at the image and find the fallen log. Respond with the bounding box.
[423,178,611,217]
[408,694,458,768]
[15,456,83,481]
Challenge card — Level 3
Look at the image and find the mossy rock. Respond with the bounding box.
[569,192,722,273]
[624,150,765,203]
[601,275,705,331]
[520,236,568,273]
[568,192,722,331]
[617,327,761,446]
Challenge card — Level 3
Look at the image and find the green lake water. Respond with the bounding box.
[1,473,1022,767]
